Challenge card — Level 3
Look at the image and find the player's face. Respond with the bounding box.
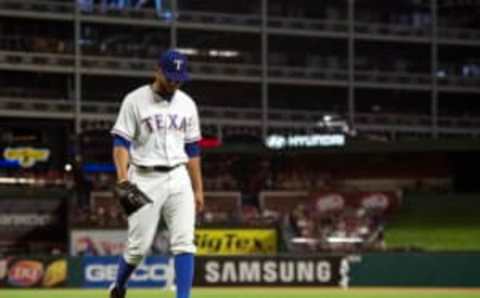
[155,68,181,94]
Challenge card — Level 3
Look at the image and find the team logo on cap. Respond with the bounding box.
[173,59,183,71]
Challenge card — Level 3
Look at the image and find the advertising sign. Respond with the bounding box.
[311,191,401,214]
[0,257,67,288]
[3,147,50,168]
[70,230,127,256]
[82,256,174,288]
[194,256,346,287]
[0,198,67,252]
[195,229,277,255]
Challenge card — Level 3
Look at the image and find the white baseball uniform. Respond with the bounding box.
[111,84,201,265]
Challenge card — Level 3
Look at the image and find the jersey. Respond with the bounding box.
[111,84,201,167]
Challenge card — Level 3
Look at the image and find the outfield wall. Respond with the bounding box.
[70,253,480,288]
[349,252,480,287]
[1,253,479,288]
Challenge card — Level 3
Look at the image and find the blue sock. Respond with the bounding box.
[115,256,136,289]
[174,253,194,298]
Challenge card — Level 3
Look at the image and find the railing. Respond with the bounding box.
[354,70,432,87]
[269,65,349,82]
[355,22,431,39]
[2,50,479,90]
[0,0,479,44]
[437,76,480,89]
[178,10,262,29]
[0,0,73,12]
[268,16,349,34]
[1,97,480,137]
[437,27,480,42]
[0,0,73,19]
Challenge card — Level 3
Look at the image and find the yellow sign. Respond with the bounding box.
[43,259,67,287]
[195,229,277,255]
[4,147,50,168]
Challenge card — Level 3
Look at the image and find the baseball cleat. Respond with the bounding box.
[109,284,126,298]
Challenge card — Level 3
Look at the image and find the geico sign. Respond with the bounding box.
[86,263,172,282]
[205,260,331,284]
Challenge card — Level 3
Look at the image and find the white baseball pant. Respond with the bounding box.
[123,165,196,265]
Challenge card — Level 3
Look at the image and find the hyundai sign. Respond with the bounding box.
[265,134,346,149]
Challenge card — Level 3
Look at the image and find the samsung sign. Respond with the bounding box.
[265,134,346,149]
[194,256,345,287]
[204,260,332,283]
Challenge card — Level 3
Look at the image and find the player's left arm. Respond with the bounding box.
[185,102,204,212]
[185,149,204,212]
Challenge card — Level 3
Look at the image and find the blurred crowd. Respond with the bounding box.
[0,151,451,252]
[61,152,448,252]
[281,199,388,253]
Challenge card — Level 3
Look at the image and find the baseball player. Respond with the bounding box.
[109,49,204,298]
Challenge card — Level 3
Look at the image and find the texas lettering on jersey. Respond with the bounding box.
[111,85,201,166]
[142,114,192,133]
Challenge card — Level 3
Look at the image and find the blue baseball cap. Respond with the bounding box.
[158,49,190,82]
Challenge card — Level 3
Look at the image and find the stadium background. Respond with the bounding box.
[0,0,479,297]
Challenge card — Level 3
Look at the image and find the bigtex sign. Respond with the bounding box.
[194,229,277,255]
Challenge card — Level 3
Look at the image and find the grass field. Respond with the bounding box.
[1,288,480,298]
[385,193,480,251]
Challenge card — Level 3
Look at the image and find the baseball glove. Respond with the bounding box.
[115,181,153,216]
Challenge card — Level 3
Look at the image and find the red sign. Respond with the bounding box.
[200,137,221,149]
[8,260,44,287]
[311,191,401,214]
[314,193,345,213]
[359,192,391,210]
